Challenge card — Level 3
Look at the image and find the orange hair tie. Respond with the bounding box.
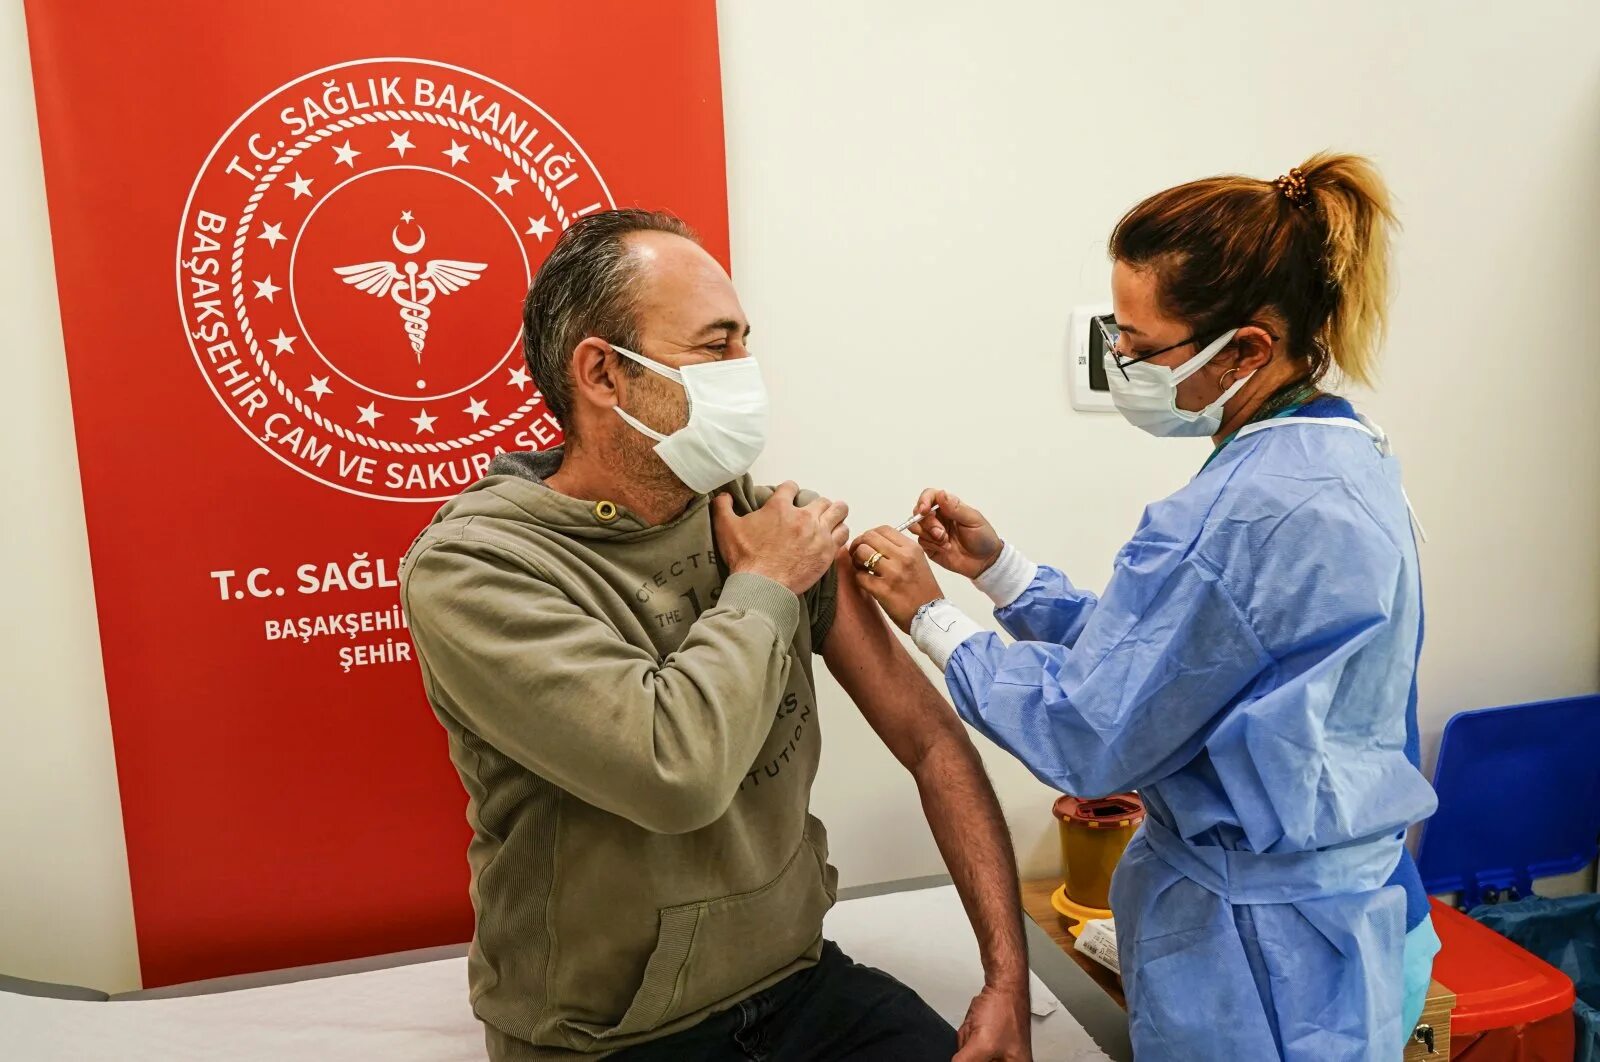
[1274,167,1311,208]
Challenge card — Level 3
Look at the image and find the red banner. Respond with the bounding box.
[25,0,727,986]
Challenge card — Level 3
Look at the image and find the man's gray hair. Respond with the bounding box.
[521,209,697,436]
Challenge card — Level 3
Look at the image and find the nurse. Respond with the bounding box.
[851,154,1439,1060]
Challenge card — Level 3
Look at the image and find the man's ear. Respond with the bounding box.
[569,337,621,407]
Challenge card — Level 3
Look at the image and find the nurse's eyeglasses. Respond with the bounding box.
[1097,316,1201,381]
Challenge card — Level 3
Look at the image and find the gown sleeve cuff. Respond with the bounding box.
[974,542,1038,608]
[910,600,986,672]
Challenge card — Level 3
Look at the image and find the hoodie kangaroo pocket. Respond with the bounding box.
[559,821,834,1045]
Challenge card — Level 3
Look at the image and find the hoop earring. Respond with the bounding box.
[1219,368,1241,387]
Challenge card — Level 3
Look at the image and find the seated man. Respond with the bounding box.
[402,210,1030,1061]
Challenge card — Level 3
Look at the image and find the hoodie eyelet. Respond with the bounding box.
[594,500,619,523]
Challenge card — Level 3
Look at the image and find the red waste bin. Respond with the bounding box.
[1430,898,1577,1060]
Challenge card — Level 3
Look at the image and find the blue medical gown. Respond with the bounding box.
[946,400,1437,1060]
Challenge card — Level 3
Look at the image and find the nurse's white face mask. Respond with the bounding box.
[610,344,770,495]
[1101,324,1248,438]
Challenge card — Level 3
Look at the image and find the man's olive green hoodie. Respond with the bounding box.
[401,450,839,1060]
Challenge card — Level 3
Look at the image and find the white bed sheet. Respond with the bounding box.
[3,885,1111,1061]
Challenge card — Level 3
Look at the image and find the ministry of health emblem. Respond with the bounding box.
[177,58,613,501]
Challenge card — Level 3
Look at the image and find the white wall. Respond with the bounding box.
[721,1,1600,886]
[3,0,1597,992]
[0,1,141,992]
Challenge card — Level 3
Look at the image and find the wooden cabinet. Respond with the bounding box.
[1404,981,1455,1060]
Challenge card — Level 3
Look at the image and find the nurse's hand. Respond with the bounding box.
[909,489,1003,580]
[848,526,943,633]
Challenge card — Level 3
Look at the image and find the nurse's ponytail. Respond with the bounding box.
[1110,152,1397,387]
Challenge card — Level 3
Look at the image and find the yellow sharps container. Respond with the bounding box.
[1050,793,1145,937]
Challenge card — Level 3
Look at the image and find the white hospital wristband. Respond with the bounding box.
[973,543,1038,608]
[910,599,986,672]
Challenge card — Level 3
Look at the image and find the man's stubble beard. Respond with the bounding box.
[614,377,697,507]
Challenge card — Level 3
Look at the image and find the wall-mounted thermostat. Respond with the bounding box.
[1067,304,1116,412]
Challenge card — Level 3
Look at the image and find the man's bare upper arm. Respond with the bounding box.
[821,552,965,770]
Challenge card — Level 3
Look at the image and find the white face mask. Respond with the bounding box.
[1104,328,1249,437]
[610,344,770,494]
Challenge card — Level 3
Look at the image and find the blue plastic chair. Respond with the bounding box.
[1416,694,1600,909]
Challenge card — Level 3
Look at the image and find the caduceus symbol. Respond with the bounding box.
[333,212,487,361]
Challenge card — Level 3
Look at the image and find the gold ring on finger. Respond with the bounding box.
[864,550,885,574]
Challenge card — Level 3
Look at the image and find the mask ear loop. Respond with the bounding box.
[609,343,685,442]
[614,405,671,442]
[1169,329,1241,385]
[609,343,684,384]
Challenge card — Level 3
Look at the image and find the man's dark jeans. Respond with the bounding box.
[610,940,958,1061]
